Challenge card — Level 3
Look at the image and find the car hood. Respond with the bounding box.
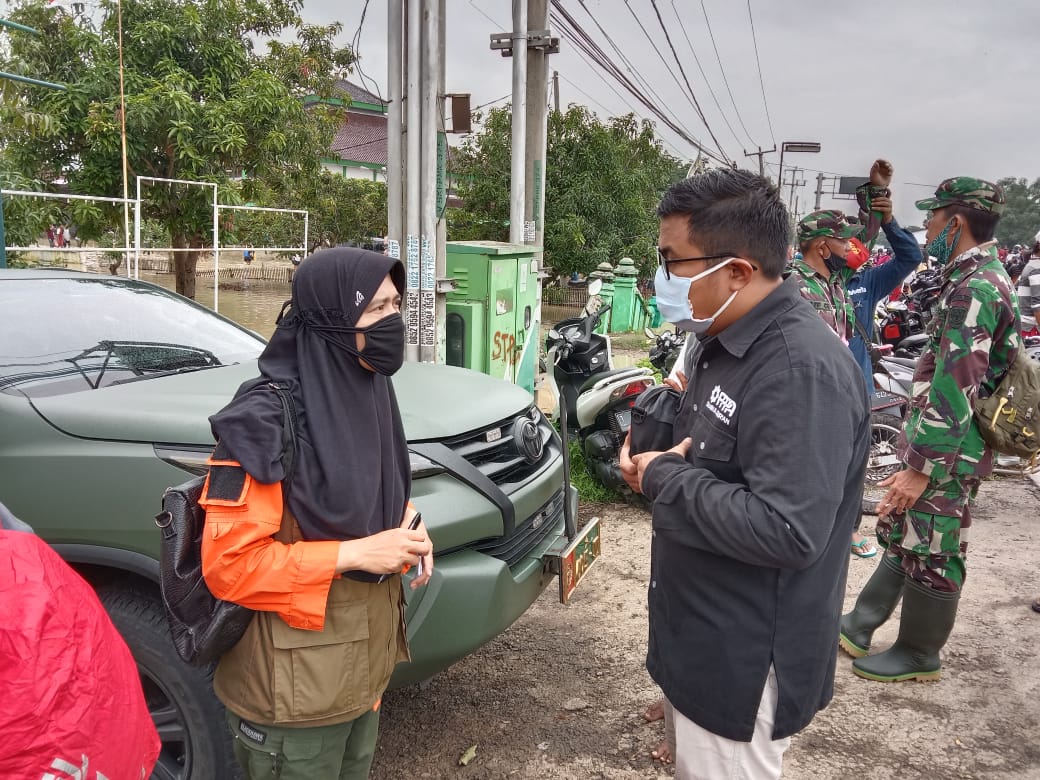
[30,360,534,445]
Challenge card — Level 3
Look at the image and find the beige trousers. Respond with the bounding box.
[670,666,791,780]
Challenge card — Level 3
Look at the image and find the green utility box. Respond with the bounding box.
[445,241,540,394]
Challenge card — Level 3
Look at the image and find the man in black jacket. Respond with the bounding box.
[621,169,870,779]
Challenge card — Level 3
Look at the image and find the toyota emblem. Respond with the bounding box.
[512,418,544,464]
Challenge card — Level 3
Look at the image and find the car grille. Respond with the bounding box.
[473,489,565,567]
[441,406,558,491]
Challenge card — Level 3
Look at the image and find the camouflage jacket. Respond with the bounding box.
[790,260,855,343]
[898,246,1021,484]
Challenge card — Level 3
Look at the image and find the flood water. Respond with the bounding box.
[136,270,640,368]
[139,270,290,339]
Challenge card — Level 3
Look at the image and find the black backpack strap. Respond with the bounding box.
[268,383,299,496]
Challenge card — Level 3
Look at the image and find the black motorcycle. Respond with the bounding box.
[645,327,686,376]
[544,283,654,492]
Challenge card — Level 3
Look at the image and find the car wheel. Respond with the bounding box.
[97,586,239,780]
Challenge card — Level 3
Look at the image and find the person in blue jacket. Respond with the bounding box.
[844,192,921,553]
[846,198,922,397]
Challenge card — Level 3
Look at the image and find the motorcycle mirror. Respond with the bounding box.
[586,278,603,296]
[644,327,656,340]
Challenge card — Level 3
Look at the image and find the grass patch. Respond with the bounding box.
[566,438,622,504]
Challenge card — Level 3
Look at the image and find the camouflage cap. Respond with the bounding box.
[797,209,861,242]
[914,176,1005,215]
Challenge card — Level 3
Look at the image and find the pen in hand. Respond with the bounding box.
[406,511,424,578]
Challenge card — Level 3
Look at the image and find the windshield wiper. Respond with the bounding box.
[72,340,222,388]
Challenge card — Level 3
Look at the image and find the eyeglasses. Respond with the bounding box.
[656,248,758,279]
[656,248,738,280]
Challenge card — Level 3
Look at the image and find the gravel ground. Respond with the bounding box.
[371,475,1040,779]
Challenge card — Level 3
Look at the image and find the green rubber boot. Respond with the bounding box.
[852,578,960,682]
[838,555,905,658]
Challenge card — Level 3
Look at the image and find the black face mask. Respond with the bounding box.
[351,314,406,376]
[824,252,847,275]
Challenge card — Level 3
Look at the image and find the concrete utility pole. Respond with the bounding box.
[552,70,560,114]
[743,145,776,178]
[784,167,805,213]
[509,0,527,245]
[388,0,447,363]
[814,171,825,210]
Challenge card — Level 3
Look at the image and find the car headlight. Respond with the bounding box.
[154,445,212,476]
[409,450,446,479]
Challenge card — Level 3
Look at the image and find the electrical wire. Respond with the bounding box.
[570,0,683,121]
[664,0,750,151]
[622,0,733,161]
[556,71,686,161]
[696,0,758,148]
[645,0,730,164]
[350,0,385,103]
[550,1,728,165]
[472,93,512,112]
[746,0,776,146]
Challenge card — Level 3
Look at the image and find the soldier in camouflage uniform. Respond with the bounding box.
[790,163,890,343]
[839,177,1021,682]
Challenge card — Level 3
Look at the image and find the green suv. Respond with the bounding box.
[0,269,574,779]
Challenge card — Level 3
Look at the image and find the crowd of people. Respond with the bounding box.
[45,223,76,248]
[6,163,1035,779]
[617,165,1030,778]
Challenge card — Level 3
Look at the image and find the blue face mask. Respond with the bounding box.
[654,258,738,336]
[926,219,961,265]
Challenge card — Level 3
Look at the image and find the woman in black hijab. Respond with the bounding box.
[200,247,432,780]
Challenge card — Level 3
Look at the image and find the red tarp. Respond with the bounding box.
[0,530,160,779]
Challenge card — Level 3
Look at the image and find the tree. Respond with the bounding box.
[241,171,387,252]
[994,177,1040,247]
[448,105,686,281]
[1,0,353,297]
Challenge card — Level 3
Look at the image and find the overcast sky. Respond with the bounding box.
[302,0,1040,229]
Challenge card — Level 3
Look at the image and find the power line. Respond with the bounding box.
[472,93,512,111]
[556,71,687,161]
[350,0,384,103]
[646,0,731,164]
[619,0,730,161]
[694,0,758,148]
[666,0,752,151]
[746,0,776,146]
[570,0,686,126]
[550,1,729,165]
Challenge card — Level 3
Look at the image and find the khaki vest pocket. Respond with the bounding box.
[270,600,371,721]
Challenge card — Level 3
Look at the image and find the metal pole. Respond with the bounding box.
[405,0,422,362]
[814,172,825,210]
[117,0,131,280]
[387,0,404,265]
[0,189,7,268]
[303,212,309,259]
[419,0,439,362]
[0,71,66,91]
[525,0,550,384]
[435,0,447,364]
[212,184,219,312]
[509,0,527,245]
[133,176,142,279]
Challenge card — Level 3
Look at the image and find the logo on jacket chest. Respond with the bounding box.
[706,384,737,425]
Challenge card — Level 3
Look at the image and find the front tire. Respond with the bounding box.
[866,412,902,485]
[98,586,239,780]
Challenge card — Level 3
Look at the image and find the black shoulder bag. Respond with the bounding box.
[155,383,298,667]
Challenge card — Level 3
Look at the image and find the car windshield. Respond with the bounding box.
[0,276,265,397]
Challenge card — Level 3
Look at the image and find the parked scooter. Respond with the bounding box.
[645,327,686,376]
[544,280,655,492]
